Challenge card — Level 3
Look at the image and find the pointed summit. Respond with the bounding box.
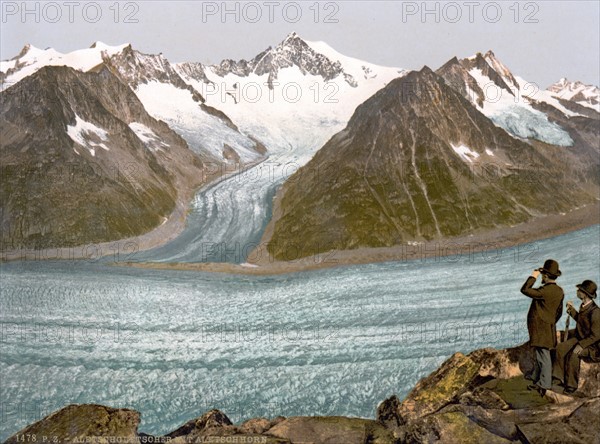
[436,54,486,107]
[482,50,518,89]
[459,50,516,95]
[283,31,300,41]
[439,56,460,69]
[211,32,358,88]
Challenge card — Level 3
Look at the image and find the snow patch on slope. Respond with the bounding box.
[304,38,404,83]
[67,115,110,157]
[129,122,170,152]
[451,143,480,163]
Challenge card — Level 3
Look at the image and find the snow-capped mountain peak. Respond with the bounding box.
[177,34,407,164]
[1,41,129,87]
[547,78,600,111]
[282,30,300,42]
[210,31,357,88]
[436,50,576,146]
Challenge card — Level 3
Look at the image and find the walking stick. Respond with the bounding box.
[563,302,572,342]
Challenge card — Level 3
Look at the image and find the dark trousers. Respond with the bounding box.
[530,347,552,389]
[552,336,591,390]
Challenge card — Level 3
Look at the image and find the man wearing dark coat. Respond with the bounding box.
[552,280,600,394]
[520,259,564,395]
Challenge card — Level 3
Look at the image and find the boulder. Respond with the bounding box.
[376,395,404,429]
[265,416,395,444]
[3,404,140,444]
[397,410,514,444]
[467,344,533,380]
[166,408,234,438]
[439,404,521,442]
[578,359,600,398]
[164,410,290,443]
[518,398,600,444]
[458,386,511,410]
[398,352,481,422]
[238,417,273,434]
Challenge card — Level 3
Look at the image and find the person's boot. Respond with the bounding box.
[527,384,547,396]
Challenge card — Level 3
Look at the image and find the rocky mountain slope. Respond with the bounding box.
[4,342,599,443]
[1,42,266,164]
[101,44,265,163]
[263,65,599,260]
[2,39,598,258]
[0,65,213,249]
[0,41,270,252]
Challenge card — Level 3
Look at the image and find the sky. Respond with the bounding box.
[1,1,599,88]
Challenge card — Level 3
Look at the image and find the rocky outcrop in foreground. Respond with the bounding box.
[4,343,599,444]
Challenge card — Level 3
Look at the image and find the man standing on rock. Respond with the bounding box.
[552,280,600,394]
[520,259,564,396]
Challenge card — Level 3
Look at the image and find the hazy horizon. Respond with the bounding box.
[1,1,599,88]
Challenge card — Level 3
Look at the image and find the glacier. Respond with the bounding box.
[489,105,574,147]
[0,225,598,439]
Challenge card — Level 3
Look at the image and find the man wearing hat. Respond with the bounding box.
[520,259,564,396]
[552,279,600,394]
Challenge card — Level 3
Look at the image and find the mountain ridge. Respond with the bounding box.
[1,37,598,255]
[0,64,214,249]
[262,62,599,260]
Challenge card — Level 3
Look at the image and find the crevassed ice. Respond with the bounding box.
[468,68,574,146]
[0,225,598,440]
[135,81,261,163]
[489,106,574,147]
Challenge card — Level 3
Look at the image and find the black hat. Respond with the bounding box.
[539,259,561,278]
[576,280,597,299]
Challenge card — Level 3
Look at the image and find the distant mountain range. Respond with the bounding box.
[1,33,598,254]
